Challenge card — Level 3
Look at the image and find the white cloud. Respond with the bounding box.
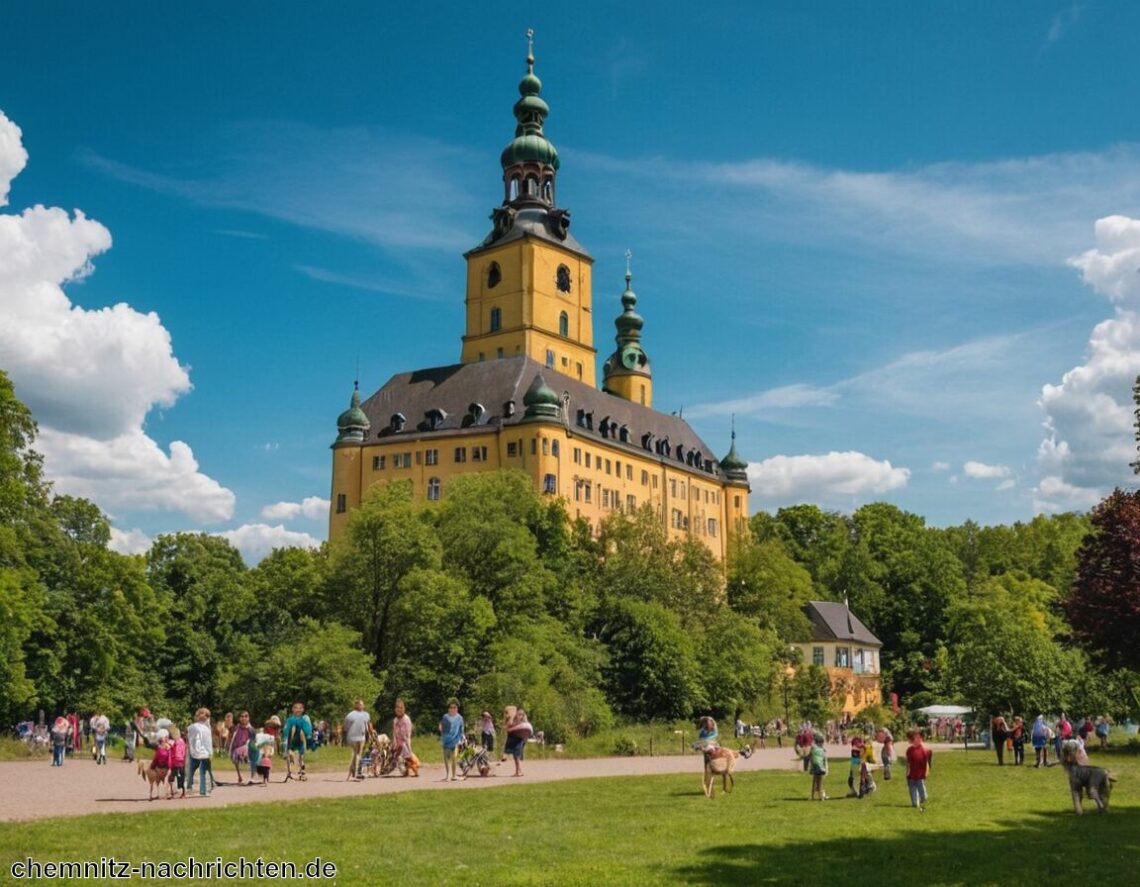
[748,451,910,508]
[216,523,321,565]
[37,429,234,522]
[0,110,234,522]
[108,526,152,556]
[575,144,1140,268]
[686,383,838,419]
[996,479,1016,491]
[261,501,302,521]
[259,496,328,522]
[931,461,951,472]
[963,461,1011,479]
[1036,214,1140,512]
[1044,3,1083,49]
[0,113,28,205]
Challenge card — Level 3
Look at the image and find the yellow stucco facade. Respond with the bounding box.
[329,46,750,557]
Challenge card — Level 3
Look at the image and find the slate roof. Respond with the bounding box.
[353,355,734,482]
[467,206,589,256]
[804,601,881,647]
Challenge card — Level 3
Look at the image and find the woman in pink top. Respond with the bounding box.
[392,698,413,774]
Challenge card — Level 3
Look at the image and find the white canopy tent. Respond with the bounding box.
[913,704,973,717]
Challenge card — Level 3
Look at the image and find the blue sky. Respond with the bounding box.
[3,1,1140,560]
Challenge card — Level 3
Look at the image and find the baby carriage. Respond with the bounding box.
[363,734,408,778]
[457,734,492,778]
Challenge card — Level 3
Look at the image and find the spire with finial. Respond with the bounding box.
[499,28,560,203]
[720,414,748,480]
[602,248,652,399]
[335,378,370,444]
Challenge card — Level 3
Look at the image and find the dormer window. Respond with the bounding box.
[642,432,654,450]
[487,262,501,289]
[556,265,571,293]
[425,408,447,430]
[390,413,406,433]
[619,425,631,443]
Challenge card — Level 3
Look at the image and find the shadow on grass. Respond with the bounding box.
[673,807,1140,885]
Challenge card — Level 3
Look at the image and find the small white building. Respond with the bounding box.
[796,600,883,715]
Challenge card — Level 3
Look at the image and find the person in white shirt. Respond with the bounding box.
[343,699,373,781]
[89,712,110,764]
[187,708,214,796]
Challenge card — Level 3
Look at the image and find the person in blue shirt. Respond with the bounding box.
[439,699,465,782]
[283,701,313,781]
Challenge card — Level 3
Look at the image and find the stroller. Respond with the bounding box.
[457,734,492,778]
[362,734,408,778]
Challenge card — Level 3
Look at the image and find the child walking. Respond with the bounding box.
[809,732,829,800]
[439,699,465,782]
[880,728,894,780]
[905,730,933,811]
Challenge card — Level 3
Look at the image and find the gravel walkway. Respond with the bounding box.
[0,743,857,822]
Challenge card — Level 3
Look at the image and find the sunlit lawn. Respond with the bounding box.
[0,749,1136,886]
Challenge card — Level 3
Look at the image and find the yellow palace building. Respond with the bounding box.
[329,40,750,558]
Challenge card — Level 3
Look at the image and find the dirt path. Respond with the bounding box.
[0,743,881,822]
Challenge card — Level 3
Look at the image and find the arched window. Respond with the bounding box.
[556,265,571,293]
[543,179,553,202]
[490,307,501,332]
[546,349,555,368]
[487,262,501,289]
[427,477,441,501]
[509,177,520,201]
[559,311,569,337]
[526,176,537,195]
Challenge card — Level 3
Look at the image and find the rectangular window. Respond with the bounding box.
[425,449,438,466]
[372,455,385,470]
[670,479,677,497]
[602,489,610,508]
[627,494,636,511]
[734,495,741,508]
[561,356,569,367]
[671,508,681,529]
[835,647,850,668]
[552,441,560,457]
[652,475,659,489]
[615,460,621,477]
[392,453,406,469]
[585,453,592,469]
[574,480,582,502]
[415,451,422,465]
[472,446,487,462]
[496,347,504,359]
[641,470,649,486]
[404,452,412,467]
[812,647,825,667]
[507,442,518,457]
[679,482,686,499]
[584,483,592,503]
[336,493,347,514]
[542,438,549,455]
[573,447,581,464]
[544,474,557,494]
[454,447,467,463]
[707,518,718,538]
[605,459,612,475]
[531,438,537,455]
[626,464,633,481]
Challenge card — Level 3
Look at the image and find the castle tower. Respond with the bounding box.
[459,31,597,385]
[602,251,653,407]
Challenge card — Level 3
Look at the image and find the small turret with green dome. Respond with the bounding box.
[522,372,561,420]
[720,420,749,483]
[603,250,652,394]
[335,381,370,443]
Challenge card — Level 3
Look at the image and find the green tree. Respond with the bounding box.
[696,608,779,718]
[331,481,442,667]
[597,598,703,719]
[726,535,813,641]
[222,618,380,719]
[146,532,252,710]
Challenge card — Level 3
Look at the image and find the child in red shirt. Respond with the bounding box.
[905,730,932,811]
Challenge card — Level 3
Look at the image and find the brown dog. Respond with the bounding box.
[702,747,737,798]
[137,758,168,800]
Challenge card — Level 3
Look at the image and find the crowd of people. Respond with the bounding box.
[32,697,538,797]
[989,712,1113,769]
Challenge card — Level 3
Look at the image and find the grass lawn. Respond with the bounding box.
[0,750,1136,886]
